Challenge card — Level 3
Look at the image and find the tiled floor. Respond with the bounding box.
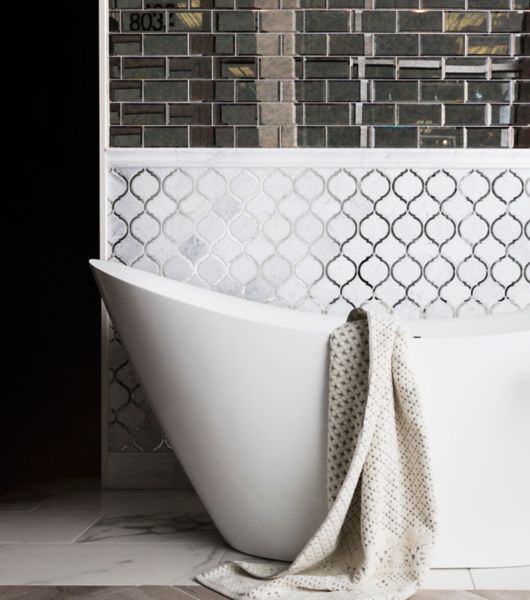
[0,479,528,596]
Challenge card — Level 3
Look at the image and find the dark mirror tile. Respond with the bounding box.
[122,11,166,31]
[421,34,465,55]
[327,126,361,146]
[444,11,488,32]
[305,103,350,124]
[144,126,189,146]
[466,127,510,147]
[421,81,465,102]
[375,34,419,55]
[122,103,166,124]
[169,103,212,124]
[297,126,326,146]
[169,56,212,78]
[468,34,510,55]
[144,34,187,54]
[328,80,361,101]
[110,34,142,55]
[110,126,142,146]
[296,80,326,101]
[399,11,442,32]
[123,57,166,78]
[398,103,442,125]
[362,103,396,124]
[374,80,418,101]
[445,103,486,125]
[169,11,211,30]
[419,126,464,147]
[191,126,235,147]
[216,103,258,124]
[296,34,327,55]
[305,11,351,32]
[305,58,350,78]
[374,126,417,146]
[468,81,510,102]
[111,81,143,101]
[145,80,189,101]
[362,11,396,32]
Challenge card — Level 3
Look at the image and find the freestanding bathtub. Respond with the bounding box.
[90,258,530,569]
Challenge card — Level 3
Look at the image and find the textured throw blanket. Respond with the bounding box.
[196,308,437,599]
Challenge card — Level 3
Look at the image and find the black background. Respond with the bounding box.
[3,2,101,488]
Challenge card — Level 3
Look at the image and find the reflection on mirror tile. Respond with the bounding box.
[107,1,530,147]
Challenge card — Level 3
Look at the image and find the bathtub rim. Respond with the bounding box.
[89,258,530,338]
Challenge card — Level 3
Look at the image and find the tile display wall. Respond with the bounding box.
[108,0,530,148]
[104,158,530,467]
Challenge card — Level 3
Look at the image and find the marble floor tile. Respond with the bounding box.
[0,513,103,543]
[0,543,225,585]
[77,513,223,545]
[422,569,475,590]
[37,490,207,517]
[470,566,530,591]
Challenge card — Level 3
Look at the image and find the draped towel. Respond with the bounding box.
[196,308,437,600]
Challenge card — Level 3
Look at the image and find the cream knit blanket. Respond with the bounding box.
[196,308,437,600]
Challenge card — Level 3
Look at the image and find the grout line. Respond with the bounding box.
[469,568,477,590]
[70,514,107,544]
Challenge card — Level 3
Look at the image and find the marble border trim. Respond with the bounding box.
[106,453,191,490]
[106,148,530,169]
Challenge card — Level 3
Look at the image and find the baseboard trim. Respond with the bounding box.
[105,452,193,490]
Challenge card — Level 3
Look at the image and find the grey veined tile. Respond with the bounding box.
[76,513,223,545]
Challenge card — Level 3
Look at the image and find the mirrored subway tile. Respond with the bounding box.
[373,126,417,147]
[305,103,350,124]
[468,34,511,55]
[305,58,351,79]
[373,80,418,102]
[143,34,187,55]
[328,0,365,6]
[110,34,142,55]
[374,0,418,7]
[361,103,396,124]
[110,81,143,102]
[296,80,326,101]
[327,126,361,146]
[361,11,397,33]
[515,81,530,102]
[111,0,142,7]
[514,103,530,125]
[398,103,441,125]
[121,10,166,31]
[490,104,513,125]
[237,33,280,55]
[445,57,488,78]
[169,103,212,125]
[398,58,442,79]
[215,10,257,32]
[421,81,465,103]
[191,80,234,101]
[421,0,464,7]
[466,126,511,147]
[297,126,326,146]
[169,57,212,78]
[109,11,120,32]
[513,0,530,7]
[122,103,167,125]
[144,126,189,146]
[243,80,280,102]
[421,33,464,56]
[260,103,294,125]
[305,10,351,32]
[444,11,488,32]
[110,103,121,125]
[398,10,443,32]
[327,80,361,102]
[215,103,258,125]
[260,56,294,79]
[468,81,511,103]
[445,103,486,125]
[365,58,397,79]
[491,57,529,79]
[110,126,143,146]
[109,57,121,78]
[144,81,188,102]
[468,0,510,7]
[169,11,211,31]
[123,57,166,78]
[419,126,464,147]
[514,126,530,147]
[237,0,280,7]
[492,11,527,34]
[190,126,235,146]
[259,10,295,32]
[235,125,280,148]
[295,34,327,55]
[328,34,365,55]
[216,57,257,78]
[375,34,419,56]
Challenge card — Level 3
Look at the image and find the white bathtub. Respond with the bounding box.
[90,258,530,569]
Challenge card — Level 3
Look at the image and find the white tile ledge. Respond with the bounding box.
[106,148,530,169]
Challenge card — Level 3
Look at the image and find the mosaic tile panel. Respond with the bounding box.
[108,2,530,148]
[106,164,530,451]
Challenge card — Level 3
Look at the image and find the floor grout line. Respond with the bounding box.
[468,568,477,590]
[70,514,107,543]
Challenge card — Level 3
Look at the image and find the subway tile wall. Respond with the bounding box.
[108,3,530,148]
